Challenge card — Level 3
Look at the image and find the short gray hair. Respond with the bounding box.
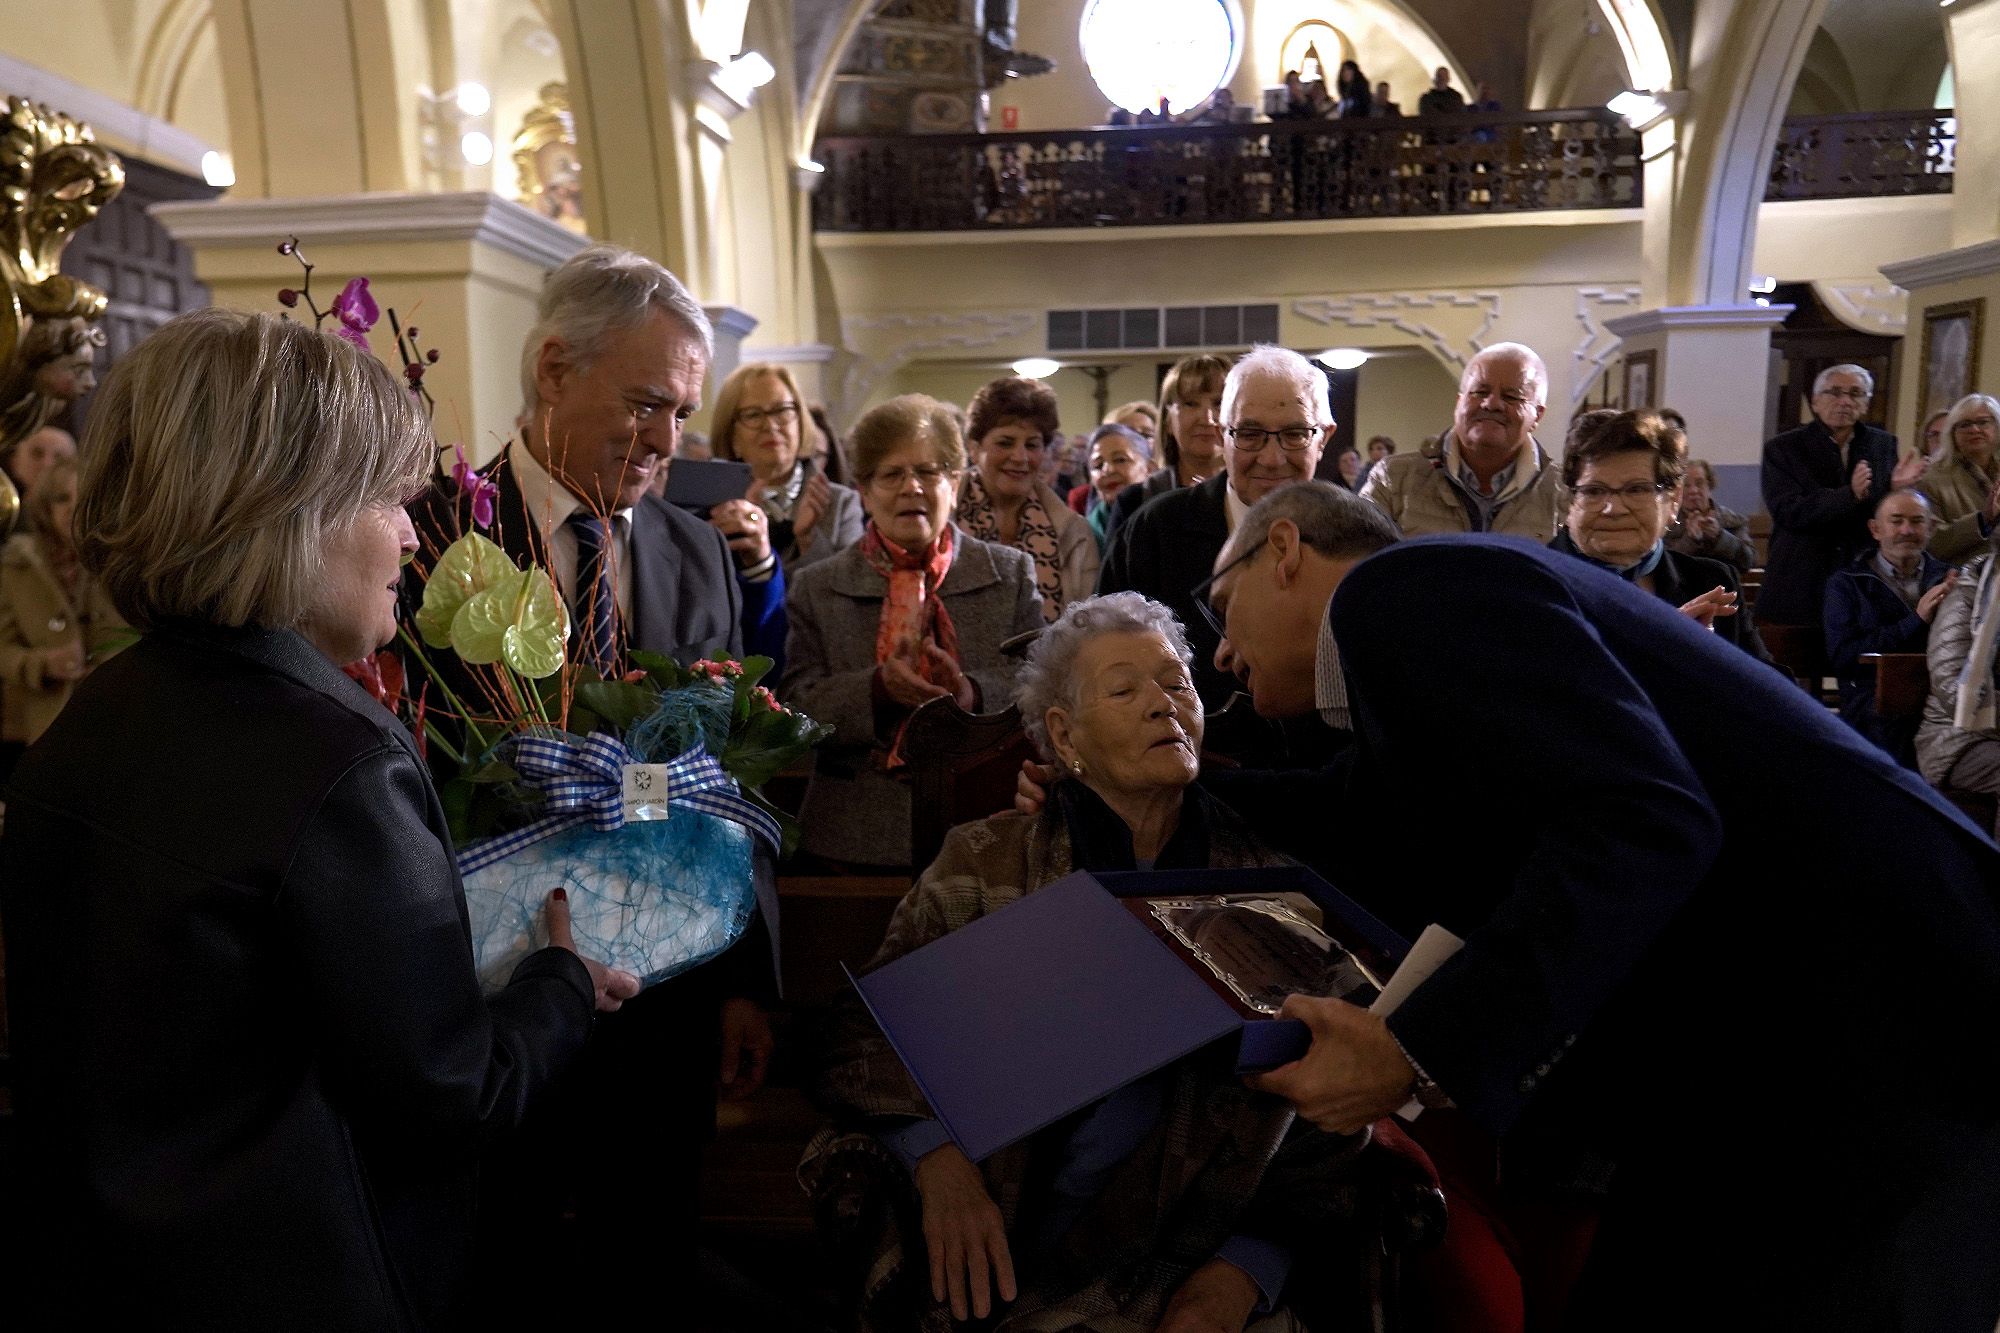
[1014,592,1192,759]
[1814,363,1874,399]
[1463,342,1549,407]
[520,244,713,415]
[1222,344,1333,425]
[77,308,433,632]
[1220,480,1402,568]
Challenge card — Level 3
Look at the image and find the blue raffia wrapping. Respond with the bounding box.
[456,732,779,992]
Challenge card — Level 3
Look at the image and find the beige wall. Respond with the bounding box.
[1351,349,1458,453]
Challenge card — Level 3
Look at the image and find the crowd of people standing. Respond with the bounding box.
[5,240,2000,1333]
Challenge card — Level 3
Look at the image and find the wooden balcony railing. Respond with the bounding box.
[812,110,1643,233]
[1766,109,1955,202]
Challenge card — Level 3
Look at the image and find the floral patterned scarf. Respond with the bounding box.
[958,469,1064,622]
[861,521,961,767]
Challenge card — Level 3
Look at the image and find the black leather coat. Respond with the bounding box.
[0,623,594,1330]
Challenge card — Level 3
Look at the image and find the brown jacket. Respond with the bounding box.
[1358,431,1563,541]
[1920,443,2000,565]
[0,534,127,744]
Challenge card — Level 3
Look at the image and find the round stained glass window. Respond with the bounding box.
[1080,0,1243,116]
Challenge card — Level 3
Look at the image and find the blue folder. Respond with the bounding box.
[846,866,1407,1162]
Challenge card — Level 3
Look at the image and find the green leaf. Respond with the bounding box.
[572,680,659,734]
[449,567,569,679]
[415,532,514,650]
[735,656,774,691]
[462,759,521,784]
[627,649,684,686]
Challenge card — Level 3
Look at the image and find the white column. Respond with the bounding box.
[153,192,589,459]
[1604,303,1793,513]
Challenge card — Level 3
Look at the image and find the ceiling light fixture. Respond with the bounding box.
[1012,357,1062,378]
[1318,348,1369,371]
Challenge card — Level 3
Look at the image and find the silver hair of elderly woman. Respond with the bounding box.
[1085,420,1153,462]
[1014,592,1193,759]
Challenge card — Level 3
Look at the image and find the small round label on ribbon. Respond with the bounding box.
[622,763,673,822]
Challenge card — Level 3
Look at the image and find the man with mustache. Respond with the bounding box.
[1357,342,1563,541]
[1824,487,1956,763]
[1759,363,1925,629]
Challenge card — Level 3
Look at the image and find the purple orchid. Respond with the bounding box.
[330,276,379,348]
[452,444,498,529]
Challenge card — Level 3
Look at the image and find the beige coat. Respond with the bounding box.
[1358,431,1564,542]
[1921,443,2000,565]
[0,534,127,744]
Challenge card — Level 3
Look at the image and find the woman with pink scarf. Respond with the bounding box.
[782,394,1044,869]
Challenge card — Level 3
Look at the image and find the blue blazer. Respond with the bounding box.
[1220,536,2000,1329]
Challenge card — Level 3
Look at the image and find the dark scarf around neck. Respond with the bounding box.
[1055,777,1213,872]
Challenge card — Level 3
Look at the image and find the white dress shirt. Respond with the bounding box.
[510,442,637,619]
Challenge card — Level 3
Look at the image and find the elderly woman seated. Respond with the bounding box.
[782,393,1044,870]
[803,593,1389,1332]
[1553,409,1774,663]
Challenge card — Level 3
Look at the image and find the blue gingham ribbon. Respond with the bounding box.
[455,732,780,875]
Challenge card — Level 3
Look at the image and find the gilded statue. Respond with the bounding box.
[511,82,584,232]
[0,95,124,535]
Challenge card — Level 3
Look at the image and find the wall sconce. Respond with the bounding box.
[420,82,495,174]
[1607,88,1687,133]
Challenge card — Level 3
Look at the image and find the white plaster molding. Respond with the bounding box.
[1813,280,1908,337]
[1881,240,2000,292]
[1573,286,1645,411]
[149,192,591,270]
[745,342,837,364]
[1290,291,1503,373]
[837,310,1037,422]
[1601,303,1794,337]
[0,50,214,177]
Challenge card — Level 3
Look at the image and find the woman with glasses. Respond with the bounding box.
[1921,393,2000,564]
[710,362,863,568]
[1553,410,1772,661]
[956,375,1099,622]
[781,393,1044,869]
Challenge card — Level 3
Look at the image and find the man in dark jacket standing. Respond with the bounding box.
[1760,363,1924,627]
[1199,482,2000,1332]
[1824,488,1957,762]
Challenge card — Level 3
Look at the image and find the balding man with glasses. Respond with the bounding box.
[1358,342,1564,540]
[1759,363,1925,627]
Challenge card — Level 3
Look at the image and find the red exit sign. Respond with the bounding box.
[1000,105,1019,130]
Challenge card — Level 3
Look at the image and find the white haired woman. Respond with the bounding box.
[0,309,635,1330]
[1921,392,2000,564]
[805,592,1386,1333]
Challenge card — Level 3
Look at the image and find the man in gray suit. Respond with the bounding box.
[409,244,777,1322]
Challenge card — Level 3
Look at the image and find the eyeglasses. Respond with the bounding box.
[1225,424,1320,453]
[1572,481,1669,507]
[866,464,952,492]
[1955,417,1997,432]
[736,402,800,429]
[1188,543,1261,639]
[1816,388,1870,402]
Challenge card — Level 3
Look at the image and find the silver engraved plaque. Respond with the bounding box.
[1149,896,1385,1015]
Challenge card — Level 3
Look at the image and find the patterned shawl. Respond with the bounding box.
[861,521,961,767]
[801,788,1391,1331]
[959,469,1065,622]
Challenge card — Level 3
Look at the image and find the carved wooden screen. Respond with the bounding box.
[57,155,218,434]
